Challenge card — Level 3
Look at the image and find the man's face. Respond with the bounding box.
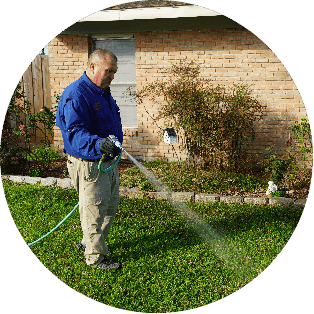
[90,55,118,90]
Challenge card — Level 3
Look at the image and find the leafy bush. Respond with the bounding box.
[290,118,312,161]
[0,82,60,172]
[23,147,62,163]
[264,147,295,185]
[264,118,312,188]
[1,83,29,173]
[132,60,265,171]
[270,189,286,197]
[27,168,42,177]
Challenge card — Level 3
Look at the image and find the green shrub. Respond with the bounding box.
[0,81,60,172]
[264,118,312,188]
[270,189,286,197]
[132,60,265,171]
[290,118,312,161]
[264,147,295,185]
[23,147,62,163]
[27,168,42,177]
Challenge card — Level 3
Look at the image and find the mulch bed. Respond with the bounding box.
[5,158,134,179]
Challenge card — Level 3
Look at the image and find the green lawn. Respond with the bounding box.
[3,180,303,312]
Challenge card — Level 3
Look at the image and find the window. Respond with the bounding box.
[91,37,137,128]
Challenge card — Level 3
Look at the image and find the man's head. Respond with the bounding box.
[86,49,118,90]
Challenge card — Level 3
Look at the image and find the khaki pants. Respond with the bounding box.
[67,155,120,265]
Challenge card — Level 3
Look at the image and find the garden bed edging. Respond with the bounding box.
[1,174,307,209]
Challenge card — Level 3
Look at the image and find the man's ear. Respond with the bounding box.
[88,62,96,74]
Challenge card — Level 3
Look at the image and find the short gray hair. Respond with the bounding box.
[88,49,117,66]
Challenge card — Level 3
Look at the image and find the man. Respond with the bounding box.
[56,49,123,270]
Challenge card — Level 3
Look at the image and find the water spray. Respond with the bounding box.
[27,131,258,278]
[124,147,258,278]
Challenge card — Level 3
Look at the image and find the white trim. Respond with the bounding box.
[79,5,220,22]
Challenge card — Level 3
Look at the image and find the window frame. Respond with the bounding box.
[90,34,138,129]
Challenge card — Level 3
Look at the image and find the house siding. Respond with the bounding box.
[48,29,307,162]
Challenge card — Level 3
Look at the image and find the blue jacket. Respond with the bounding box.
[56,72,123,160]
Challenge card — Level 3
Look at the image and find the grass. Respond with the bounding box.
[120,159,268,194]
[3,180,303,312]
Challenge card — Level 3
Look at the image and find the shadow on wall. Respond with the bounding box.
[123,106,311,168]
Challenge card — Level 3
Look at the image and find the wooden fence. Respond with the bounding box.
[14,54,52,146]
[23,54,51,112]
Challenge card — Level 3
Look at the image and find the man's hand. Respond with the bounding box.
[99,137,116,155]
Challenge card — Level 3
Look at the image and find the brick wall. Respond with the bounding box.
[48,34,89,151]
[133,28,307,161]
[49,29,307,162]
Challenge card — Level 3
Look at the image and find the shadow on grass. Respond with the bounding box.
[112,200,304,261]
[112,224,201,261]
[205,204,304,239]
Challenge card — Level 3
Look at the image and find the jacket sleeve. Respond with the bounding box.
[62,98,103,158]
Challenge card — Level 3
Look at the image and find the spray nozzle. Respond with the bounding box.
[108,135,124,151]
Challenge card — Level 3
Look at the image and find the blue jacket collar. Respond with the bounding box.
[81,72,111,95]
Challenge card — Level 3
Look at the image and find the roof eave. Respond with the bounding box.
[61,15,244,35]
[79,5,220,22]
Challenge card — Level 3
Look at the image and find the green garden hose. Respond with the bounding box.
[28,203,79,247]
[98,150,122,173]
[27,149,123,247]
